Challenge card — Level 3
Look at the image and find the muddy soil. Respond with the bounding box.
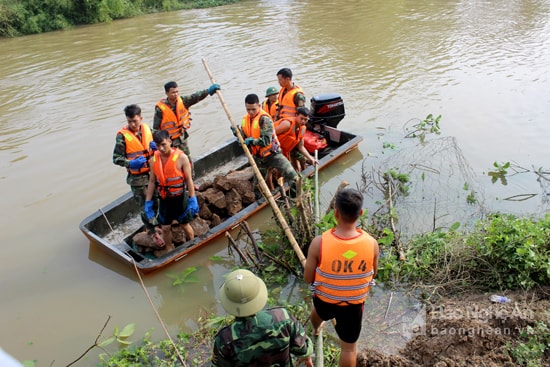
[357,288,550,367]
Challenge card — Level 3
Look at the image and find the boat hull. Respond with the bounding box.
[80,126,362,273]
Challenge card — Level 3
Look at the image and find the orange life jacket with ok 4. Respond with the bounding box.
[312,228,376,305]
[155,97,191,141]
[117,123,153,175]
[241,110,280,158]
[275,116,306,158]
[277,84,304,120]
[151,149,186,199]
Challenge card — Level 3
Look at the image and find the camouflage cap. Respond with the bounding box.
[219,269,268,317]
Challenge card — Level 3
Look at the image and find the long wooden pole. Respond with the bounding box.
[201,58,306,267]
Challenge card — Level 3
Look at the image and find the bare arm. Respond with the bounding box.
[179,153,195,197]
[296,139,317,165]
[274,119,291,136]
[303,236,321,284]
[145,158,157,201]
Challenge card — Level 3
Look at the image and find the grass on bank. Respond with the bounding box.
[376,212,550,297]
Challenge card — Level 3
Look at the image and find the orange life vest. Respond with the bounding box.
[313,228,376,305]
[262,99,278,120]
[275,117,306,158]
[117,123,153,175]
[241,110,280,158]
[151,149,186,199]
[155,97,191,141]
[277,84,304,120]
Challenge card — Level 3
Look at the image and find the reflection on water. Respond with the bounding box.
[1,0,549,364]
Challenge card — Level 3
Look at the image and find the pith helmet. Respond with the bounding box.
[265,86,279,97]
[219,269,268,317]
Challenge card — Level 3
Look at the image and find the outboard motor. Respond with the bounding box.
[309,93,345,128]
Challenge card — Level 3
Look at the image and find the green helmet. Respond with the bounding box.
[265,86,279,97]
[219,269,268,317]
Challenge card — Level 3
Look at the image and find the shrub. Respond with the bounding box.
[377,214,550,295]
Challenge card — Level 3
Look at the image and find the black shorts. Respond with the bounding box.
[158,193,192,225]
[313,296,364,343]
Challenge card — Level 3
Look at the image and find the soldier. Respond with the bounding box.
[153,81,220,159]
[274,106,318,171]
[238,93,299,194]
[262,86,279,120]
[112,104,155,227]
[144,130,199,250]
[275,68,306,121]
[212,269,314,367]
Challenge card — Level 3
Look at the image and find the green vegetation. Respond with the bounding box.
[507,321,550,367]
[375,213,550,295]
[92,300,343,366]
[166,266,200,293]
[404,113,441,144]
[0,0,240,37]
[97,329,193,366]
[488,161,511,185]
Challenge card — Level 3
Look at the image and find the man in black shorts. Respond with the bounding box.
[144,130,199,249]
[304,188,379,367]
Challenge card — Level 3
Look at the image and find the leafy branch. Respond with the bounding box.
[65,315,135,367]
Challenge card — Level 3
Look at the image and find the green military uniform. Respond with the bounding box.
[241,113,299,186]
[153,89,210,158]
[113,132,151,227]
[211,307,313,366]
[294,91,307,108]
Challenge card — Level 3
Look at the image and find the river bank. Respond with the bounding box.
[359,288,550,366]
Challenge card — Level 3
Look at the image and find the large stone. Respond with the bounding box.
[211,213,222,227]
[198,180,213,191]
[191,217,211,237]
[198,202,212,219]
[202,187,226,210]
[213,175,233,191]
[242,190,256,206]
[225,188,243,216]
[213,167,254,196]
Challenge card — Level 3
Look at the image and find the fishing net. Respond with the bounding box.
[367,136,488,240]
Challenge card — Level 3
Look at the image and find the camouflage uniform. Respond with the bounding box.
[241,114,299,186]
[113,132,151,227]
[211,307,313,367]
[153,89,210,158]
[294,91,307,108]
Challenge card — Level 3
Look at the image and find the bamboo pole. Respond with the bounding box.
[314,150,320,236]
[202,58,306,267]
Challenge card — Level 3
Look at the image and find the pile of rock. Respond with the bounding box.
[191,167,256,237]
[133,167,257,254]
